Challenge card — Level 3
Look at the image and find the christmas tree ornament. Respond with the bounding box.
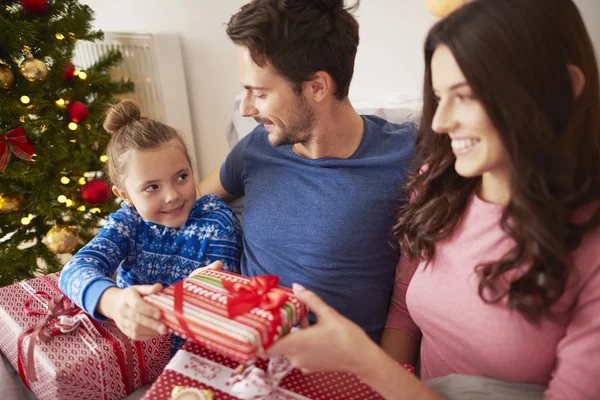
[62,63,75,81]
[0,64,15,89]
[0,193,24,213]
[81,178,111,204]
[426,0,468,18]
[19,55,48,82]
[0,127,35,172]
[20,0,48,14]
[67,101,88,123]
[45,225,79,254]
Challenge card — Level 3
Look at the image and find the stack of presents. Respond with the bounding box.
[0,270,383,399]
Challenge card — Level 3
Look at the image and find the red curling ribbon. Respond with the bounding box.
[222,275,289,319]
[17,292,80,386]
[0,127,34,172]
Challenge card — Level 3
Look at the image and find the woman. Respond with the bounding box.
[267,0,600,399]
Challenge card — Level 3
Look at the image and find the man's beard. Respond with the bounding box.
[257,96,316,147]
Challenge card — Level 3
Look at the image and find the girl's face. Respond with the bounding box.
[113,140,196,228]
[430,45,511,183]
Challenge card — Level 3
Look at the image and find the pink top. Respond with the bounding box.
[386,195,600,400]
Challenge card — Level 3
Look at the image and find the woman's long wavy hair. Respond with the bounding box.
[392,0,600,322]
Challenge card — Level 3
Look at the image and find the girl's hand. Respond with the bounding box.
[98,284,167,340]
[266,284,376,375]
[188,260,224,277]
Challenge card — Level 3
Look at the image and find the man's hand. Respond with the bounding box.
[97,284,167,341]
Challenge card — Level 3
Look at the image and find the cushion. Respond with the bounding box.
[225,96,422,150]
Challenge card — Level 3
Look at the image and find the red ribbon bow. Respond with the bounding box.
[17,292,81,385]
[0,127,34,172]
[16,277,143,393]
[222,276,290,319]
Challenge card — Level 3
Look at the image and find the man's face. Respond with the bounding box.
[237,46,316,147]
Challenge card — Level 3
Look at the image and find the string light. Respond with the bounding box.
[55,33,65,40]
[90,208,101,214]
[68,122,78,130]
[20,96,30,104]
[60,176,70,184]
[55,98,66,107]
[78,71,87,80]
[65,199,74,207]
[78,177,86,185]
[99,155,108,162]
[57,195,67,203]
[69,139,76,143]
[19,116,25,123]
[83,172,91,177]
[21,217,31,225]
[74,69,80,76]
[77,205,86,211]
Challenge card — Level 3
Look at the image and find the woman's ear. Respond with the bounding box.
[567,64,586,100]
[112,185,132,206]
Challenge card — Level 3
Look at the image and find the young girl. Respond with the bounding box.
[59,101,242,345]
[266,0,600,399]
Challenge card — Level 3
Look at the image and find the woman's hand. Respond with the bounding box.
[188,260,224,277]
[266,284,377,375]
[97,284,167,340]
[267,285,443,400]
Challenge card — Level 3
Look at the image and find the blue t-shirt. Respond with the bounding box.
[221,115,416,341]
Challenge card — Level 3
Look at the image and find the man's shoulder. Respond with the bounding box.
[235,124,269,150]
[362,114,417,137]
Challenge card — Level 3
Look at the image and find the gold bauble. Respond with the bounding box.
[0,64,15,89]
[426,0,468,18]
[0,193,24,212]
[20,56,48,82]
[45,225,79,254]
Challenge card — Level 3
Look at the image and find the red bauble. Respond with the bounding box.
[21,0,48,14]
[62,63,76,81]
[67,101,88,123]
[81,179,111,205]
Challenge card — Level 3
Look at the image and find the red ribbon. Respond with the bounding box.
[16,288,140,394]
[222,275,290,319]
[17,291,81,386]
[0,127,34,172]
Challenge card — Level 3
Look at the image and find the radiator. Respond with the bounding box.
[73,32,197,170]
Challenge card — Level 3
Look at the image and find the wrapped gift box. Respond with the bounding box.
[143,341,384,400]
[144,270,308,365]
[0,272,171,400]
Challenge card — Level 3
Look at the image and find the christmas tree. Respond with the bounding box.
[0,0,133,286]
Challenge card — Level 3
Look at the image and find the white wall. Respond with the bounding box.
[81,0,599,178]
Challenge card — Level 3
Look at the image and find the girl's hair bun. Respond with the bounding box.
[103,100,142,134]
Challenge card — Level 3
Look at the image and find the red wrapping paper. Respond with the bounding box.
[142,341,385,400]
[144,270,308,364]
[0,272,171,400]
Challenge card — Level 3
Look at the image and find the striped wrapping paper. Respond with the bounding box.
[144,270,308,365]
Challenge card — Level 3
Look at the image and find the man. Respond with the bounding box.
[198,0,416,342]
